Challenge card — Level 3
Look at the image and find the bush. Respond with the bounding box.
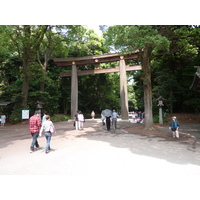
[153,115,159,123]
[60,116,69,121]
[51,114,69,122]
[50,116,59,122]
[10,108,23,124]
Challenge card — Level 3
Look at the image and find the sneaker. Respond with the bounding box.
[45,151,49,154]
[30,149,34,153]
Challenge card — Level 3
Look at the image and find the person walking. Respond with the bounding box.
[78,111,85,130]
[74,110,79,130]
[39,115,56,154]
[1,114,6,127]
[112,110,119,130]
[106,116,111,131]
[42,112,47,124]
[101,113,105,126]
[169,116,180,138]
[29,111,42,153]
[101,109,112,131]
[91,111,95,120]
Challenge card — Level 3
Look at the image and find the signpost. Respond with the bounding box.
[22,110,29,119]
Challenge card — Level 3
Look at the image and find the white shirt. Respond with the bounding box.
[39,120,55,135]
[78,114,84,122]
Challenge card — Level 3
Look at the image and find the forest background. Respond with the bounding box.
[0,25,200,124]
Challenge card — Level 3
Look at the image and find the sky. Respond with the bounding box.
[0,0,198,26]
[87,25,102,36]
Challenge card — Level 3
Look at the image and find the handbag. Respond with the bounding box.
[171,127,176,131]
[49,123,54,133]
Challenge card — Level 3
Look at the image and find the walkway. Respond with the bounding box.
[0,119,200,199]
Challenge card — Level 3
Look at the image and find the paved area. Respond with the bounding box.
[1,119,200,200]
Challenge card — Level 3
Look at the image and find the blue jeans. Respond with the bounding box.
[30,132,39,149]
[45,132,52,151]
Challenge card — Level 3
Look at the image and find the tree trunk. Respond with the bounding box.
[40,49,50,92]
[22,60,30,108]
[169,87,173,114]
[141,46,154,129]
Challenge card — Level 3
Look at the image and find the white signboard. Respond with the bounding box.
[22,110,29,119]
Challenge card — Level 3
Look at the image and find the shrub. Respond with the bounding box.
[10,108,23,124]
[60,116,69,121]
[50,116,59,122]
[153,115,159,123]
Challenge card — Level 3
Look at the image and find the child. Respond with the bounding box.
[169,116,180,138]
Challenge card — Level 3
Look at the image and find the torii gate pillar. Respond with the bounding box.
[71,64,78,119]
[120,57,129,120]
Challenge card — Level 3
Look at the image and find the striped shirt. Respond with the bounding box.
[29,114,42,133]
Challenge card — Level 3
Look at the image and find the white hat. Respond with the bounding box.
[172,116,176,119]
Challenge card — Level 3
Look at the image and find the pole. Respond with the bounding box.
[71,64,78,119]
[159,106,163,124]
[119,57,129,120]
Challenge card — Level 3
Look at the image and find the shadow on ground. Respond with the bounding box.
[76,121,200,167]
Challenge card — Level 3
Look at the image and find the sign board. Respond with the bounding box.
[22,110,29,119]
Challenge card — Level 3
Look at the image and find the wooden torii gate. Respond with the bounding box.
[54,51,141,120]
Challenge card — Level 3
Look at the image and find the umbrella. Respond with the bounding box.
[101,109,112,117]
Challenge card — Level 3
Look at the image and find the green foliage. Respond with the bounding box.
[9,104,23,124]
[28,79,61,116]
[1,25,200,122]
[151,26,200,113]
[153,115,159,123]
[60,116,69,121]
[104,25,170,54]
[50,114,69,122]
[50,116,60,122]
[78,69,120,114]
[67,27,108,57]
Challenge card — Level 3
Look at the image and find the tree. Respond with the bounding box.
[61,27,113,114]
[3,25,49,108]
[152,25,200,113]
[104,25,170,129]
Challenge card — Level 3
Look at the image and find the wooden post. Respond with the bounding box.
[119,57,129,120]
[71,63,78,119]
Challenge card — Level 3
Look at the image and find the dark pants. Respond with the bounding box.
[106,117,111,131]
[30,132,39,149]
[112,118,117,130]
